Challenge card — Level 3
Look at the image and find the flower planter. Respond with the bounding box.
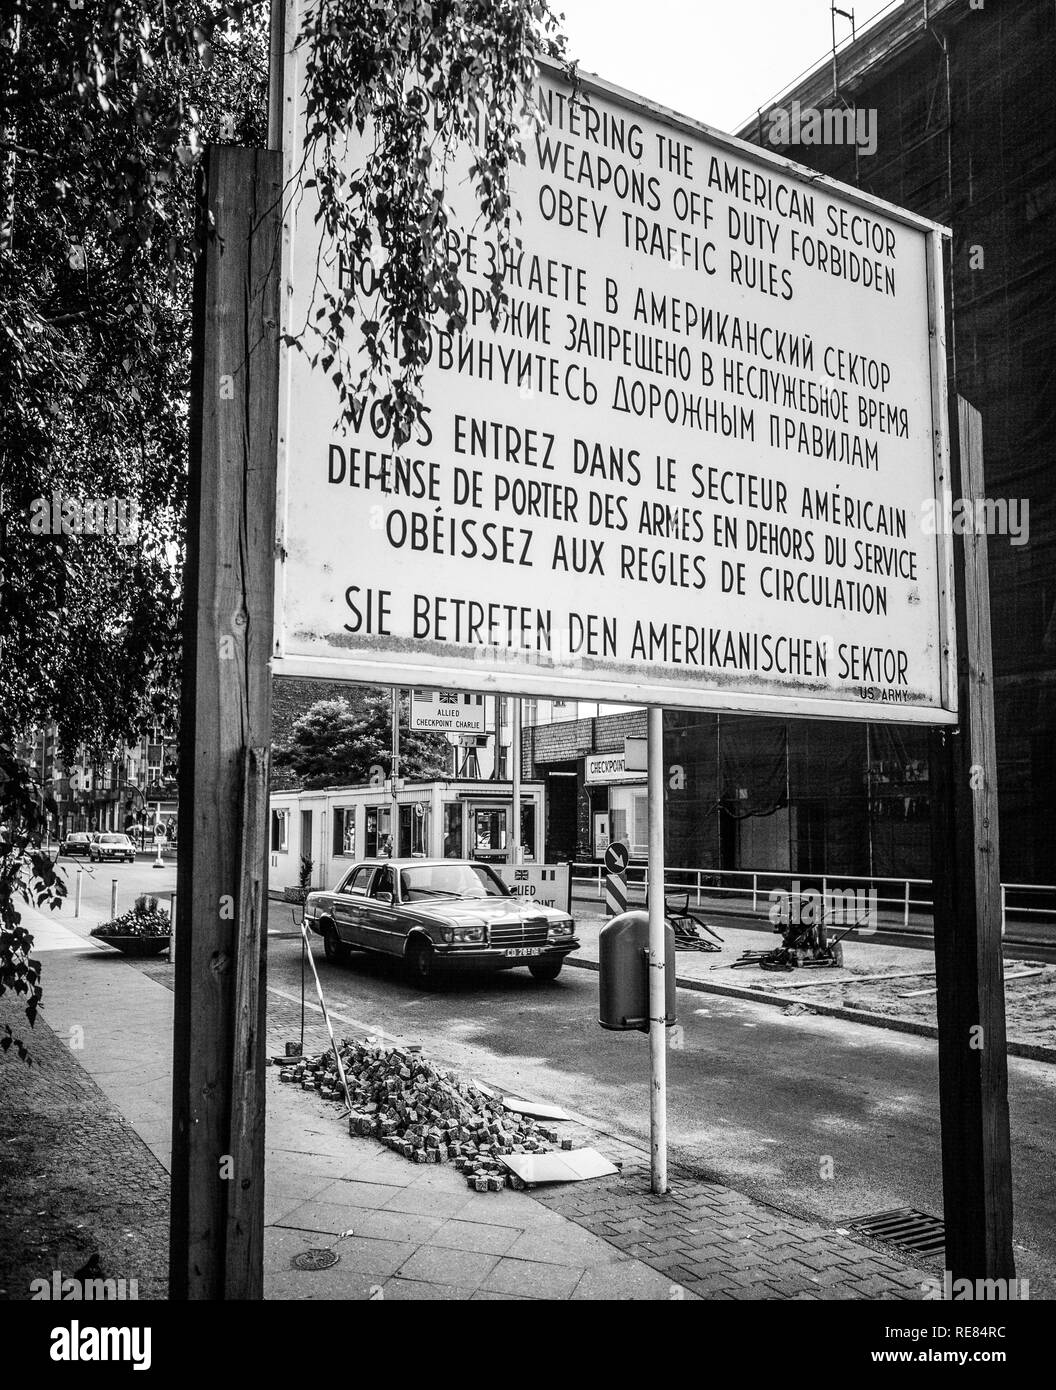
[284,886,315,904]
[96,934,171,958]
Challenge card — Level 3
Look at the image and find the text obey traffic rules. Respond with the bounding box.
[275,51,954,724]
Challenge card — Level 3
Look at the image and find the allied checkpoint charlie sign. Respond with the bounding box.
[274,40,954,725]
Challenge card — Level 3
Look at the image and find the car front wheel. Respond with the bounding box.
[529,959,563,983]
[407,938,439,989]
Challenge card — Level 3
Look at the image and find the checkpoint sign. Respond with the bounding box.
[495,863,572,914]
[409,689,486,733]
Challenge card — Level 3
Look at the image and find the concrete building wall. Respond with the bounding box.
[739,0,1056,884]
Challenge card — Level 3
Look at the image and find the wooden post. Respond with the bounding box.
[170,147,281,1300]
[929,396,1014,1282]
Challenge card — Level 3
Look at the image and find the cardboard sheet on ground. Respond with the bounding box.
[501,1149,618,1185]
[501,1097,572,1121]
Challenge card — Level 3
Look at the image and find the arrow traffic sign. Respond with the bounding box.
[604,841,630,875]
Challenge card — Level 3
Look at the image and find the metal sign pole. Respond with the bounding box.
[390,687,400,855]
[510,697,522,864]
[647,705,667,1195]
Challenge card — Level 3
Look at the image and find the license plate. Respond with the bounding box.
[505,947,542,958]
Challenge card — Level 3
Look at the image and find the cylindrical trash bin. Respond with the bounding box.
[598,910,676,1032]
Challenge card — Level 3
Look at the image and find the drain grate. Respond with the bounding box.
[290,1247,340,1271]
[847,1207,945,1258]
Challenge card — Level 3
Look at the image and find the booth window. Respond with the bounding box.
[365,806,391,858]
[443,803,463,858]
[609,793,648,857]
[332,807,355,857]
[520,803,536,860]
[632,795,648,854]
[399,802,429,857]
[473,808,507,858]
[270,809,288,853]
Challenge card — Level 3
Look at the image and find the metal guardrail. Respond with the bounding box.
[570,863,1056,935]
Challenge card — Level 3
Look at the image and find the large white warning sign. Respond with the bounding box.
[275,36,954,723]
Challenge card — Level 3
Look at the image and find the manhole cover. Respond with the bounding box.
[847,1207,945,1258]
[290,1248,340,1271]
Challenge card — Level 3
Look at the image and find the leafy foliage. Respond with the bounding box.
[1,3,268,1056]
[1,0,569,1056]
[292,0,570,441]
[273,692,451,789]
[1,2,270,754]
[2,0,568,744]
[0,744,66,1061]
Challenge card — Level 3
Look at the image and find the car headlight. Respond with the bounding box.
[444,925,485,944]
[548,921,574,939]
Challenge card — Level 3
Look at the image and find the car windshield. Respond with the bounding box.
[399,863,510,902]
[101,835,126,844]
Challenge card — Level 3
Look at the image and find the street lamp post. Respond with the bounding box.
[116,780,148,851]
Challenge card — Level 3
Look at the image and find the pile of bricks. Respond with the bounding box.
[278,1038,571,1192]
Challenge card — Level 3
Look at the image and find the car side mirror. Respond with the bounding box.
[377,891,393,906]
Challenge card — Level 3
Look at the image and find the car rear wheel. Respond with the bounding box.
[529,959,563,983]
[407,938,439,989]
[322,925,348,964]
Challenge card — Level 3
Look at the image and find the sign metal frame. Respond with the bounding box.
[274,31,956,725]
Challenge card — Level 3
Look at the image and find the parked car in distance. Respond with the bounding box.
[60,832,93,857]
[304,858,578,987]
[89,833,136,864]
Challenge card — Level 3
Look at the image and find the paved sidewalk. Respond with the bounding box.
[263,1067,685,1300]
[268,992,928,1302]
[534,1169,925,1301]
[10,898,932,1300]
[14,903,683,1300]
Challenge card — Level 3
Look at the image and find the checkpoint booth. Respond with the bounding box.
[269,778,547,893]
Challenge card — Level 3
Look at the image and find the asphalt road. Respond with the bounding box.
[264,899,1056,1296]
[54,859,1056,1294]
[50,851,177,921]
